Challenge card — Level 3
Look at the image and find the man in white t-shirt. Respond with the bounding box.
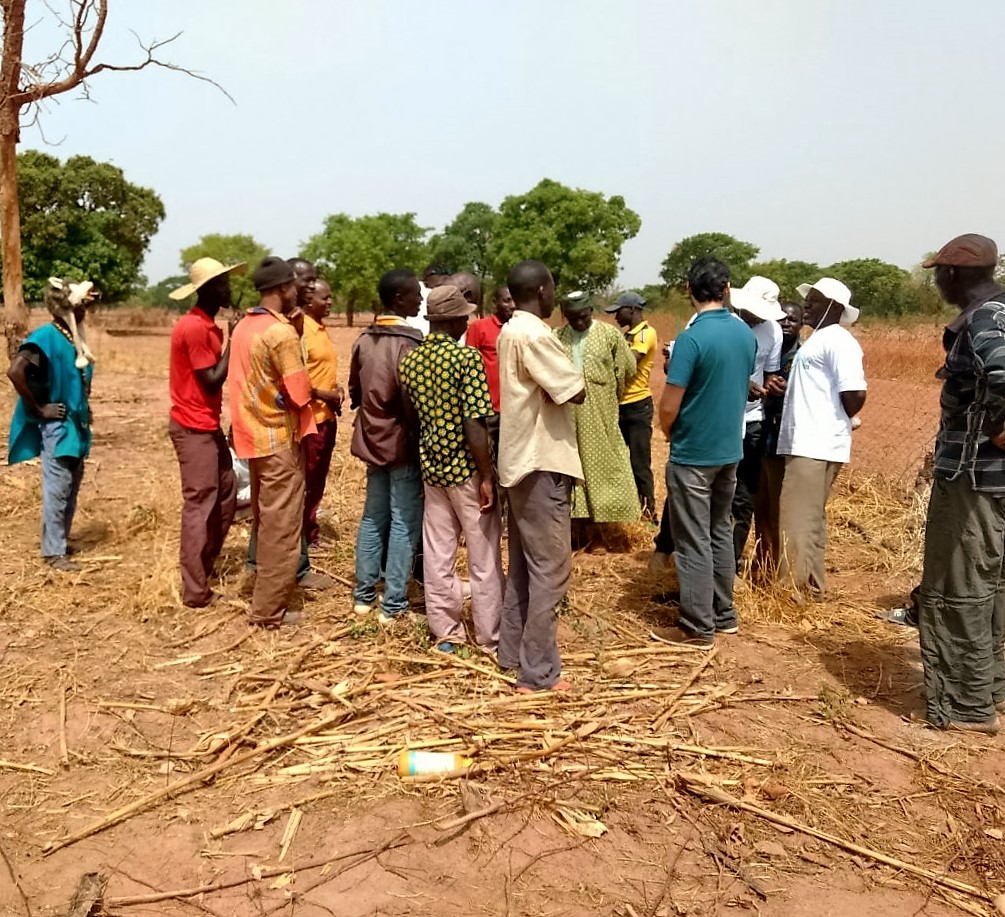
[729,276,784,570]
[777,278,867,598]
[405,264,451,337]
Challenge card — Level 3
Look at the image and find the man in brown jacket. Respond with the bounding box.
[349,269,424,623]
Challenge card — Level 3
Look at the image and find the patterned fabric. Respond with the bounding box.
[620,320,657,405]
[228,307,315,460]
[400,332,494,487]
[301,314,339,424]
[554,320,641,522]
[935,293,1005,492]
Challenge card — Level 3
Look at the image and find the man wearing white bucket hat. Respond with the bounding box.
[777,277,867,599]
[168,257,246,607]
[728,276,785,570]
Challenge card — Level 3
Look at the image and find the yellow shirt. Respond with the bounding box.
[620,320,656,405]
[301,314,339,424]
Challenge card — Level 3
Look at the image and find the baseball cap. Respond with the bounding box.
[604,291,647,314]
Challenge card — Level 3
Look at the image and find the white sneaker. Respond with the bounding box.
[353,601,375,616]
[377,608,410,627]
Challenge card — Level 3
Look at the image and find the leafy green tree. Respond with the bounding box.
[825,258,915,317]
[748,258,822,302]
[659,233,759,289]
[179,233,270,309]
[12,150,164,302]
[301,212,430,325]
[427,202,498,276]
[486,179,641,293]
[140,275,193,311]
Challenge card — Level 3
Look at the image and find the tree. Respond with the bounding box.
[139,274,189,311]
[1,0,226,355]
[179,233,270,309]
[748,258,822,302]
[659,233,760,290]
[11,150,164,302]
[485,179,641,294]
[825,258,914,317]
[301,212,430,326]
[427,202,498,277]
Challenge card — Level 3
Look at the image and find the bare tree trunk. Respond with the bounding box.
[347,294,355,328]
[0,0,27,359]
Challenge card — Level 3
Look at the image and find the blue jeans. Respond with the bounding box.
[353,463,423,614]
[667,462,739,639]
[40,421,84,558]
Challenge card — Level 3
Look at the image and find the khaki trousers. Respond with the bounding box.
[778,456,842,595]
[249,446,304,625]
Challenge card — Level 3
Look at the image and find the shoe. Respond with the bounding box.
[995,699,1005,716]
[298,571,335,591]
[185,592,223,609]
[353,601,375,616]
[433,641,456,654]
[876,607,918,627]
[515,679,573,695]
[377,608,409,627]
[282,610,305,626]
[715,624,739,635]
[307,541,329,556]
[45,556,81,573]
[649,626,715,650]
[944,718,1000,736]
[647,551,672,575]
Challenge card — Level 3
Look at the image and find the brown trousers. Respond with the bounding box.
[249,445,304,625]
[778,456,842,595]
[169,420,237,607]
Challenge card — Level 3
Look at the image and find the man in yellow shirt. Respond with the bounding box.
[608,291,657,518]
[300,278,344,549]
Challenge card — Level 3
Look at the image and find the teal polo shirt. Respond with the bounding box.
[666,309,755,467]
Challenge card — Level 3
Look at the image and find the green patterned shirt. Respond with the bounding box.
[400,333,494,487]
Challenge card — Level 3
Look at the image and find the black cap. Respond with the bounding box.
[604,291,647,313]
[253,256,296,292]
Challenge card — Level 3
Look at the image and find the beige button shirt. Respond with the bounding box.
[497,310,585,488]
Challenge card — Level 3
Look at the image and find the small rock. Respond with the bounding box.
[755,841,787,858]
[984,827,1004,841]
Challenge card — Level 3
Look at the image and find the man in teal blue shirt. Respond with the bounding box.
[7,296,94,572]
[653,257,755,647]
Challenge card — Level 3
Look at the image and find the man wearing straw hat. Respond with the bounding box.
[167,258,245,607]
[229,257,316,627]
[776,277,866,601]
[918,233,1005,735]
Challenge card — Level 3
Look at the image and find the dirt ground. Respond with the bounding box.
[0,313,1000,917]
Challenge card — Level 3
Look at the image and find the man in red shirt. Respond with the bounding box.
[465,284,514,454]
[168,257,246,607]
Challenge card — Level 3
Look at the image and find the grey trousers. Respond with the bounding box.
[919,474,1005,727]
[666,462,738,640]
[40,421,84,559]
[498,471,572,689]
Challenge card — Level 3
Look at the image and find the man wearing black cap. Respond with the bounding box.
[609,291,657,519]
[229,256,316,627]
[917,233,1005,735]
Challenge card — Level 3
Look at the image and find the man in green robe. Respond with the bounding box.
[554,292,641,532]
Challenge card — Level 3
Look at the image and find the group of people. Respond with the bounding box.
[6,233,1005,725]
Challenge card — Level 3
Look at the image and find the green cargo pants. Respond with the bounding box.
[918,474,1005,727]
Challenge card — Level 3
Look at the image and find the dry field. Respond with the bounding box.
[1,310,1001,917]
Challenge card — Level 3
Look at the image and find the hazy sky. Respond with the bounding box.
[18,0,1005,288]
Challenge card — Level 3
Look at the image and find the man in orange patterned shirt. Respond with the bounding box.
[229,257,315,627]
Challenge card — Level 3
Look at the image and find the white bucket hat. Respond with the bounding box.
[730,275,785,321]
[170,257,247,300]
[796,277,859,326]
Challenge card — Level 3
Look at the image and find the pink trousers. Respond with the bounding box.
[422,478,503,651]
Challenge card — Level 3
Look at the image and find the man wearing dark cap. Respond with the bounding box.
[917,233,1005,735]
[400,285,502,654]
[228,256,316,627]
[609,291,657,518]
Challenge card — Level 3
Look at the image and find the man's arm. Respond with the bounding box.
[194,343,231,393]
[7,351,64,420]
[970,303,1005,446]
[463,418,495,511]
[524,335,585,405]
[840,390,867,418]
[658,384,686,439]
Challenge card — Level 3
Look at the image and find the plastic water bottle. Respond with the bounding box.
[397,750,472,777]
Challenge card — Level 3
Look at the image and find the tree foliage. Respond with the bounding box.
[748,258,822,302]
[179,233,270,309]
[427,202,498,276]
[659,232,759,290]
[11,150,164,302]
[485,179,640,294]
[301,212,430,323]
[824,258,916,317]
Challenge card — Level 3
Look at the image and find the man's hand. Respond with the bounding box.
[227,310,242,337]
[748,382,767,400]
[314,388,344,415]
[764,375,787,396]
[478,475,496,512]
[289,308,306,337]
[40,402,66,420]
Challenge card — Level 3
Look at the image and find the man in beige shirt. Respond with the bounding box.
[497,260,585,692]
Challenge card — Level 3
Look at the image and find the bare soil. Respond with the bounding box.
[0,315,997,917]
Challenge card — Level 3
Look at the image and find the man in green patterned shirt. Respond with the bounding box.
[400,284,502,654]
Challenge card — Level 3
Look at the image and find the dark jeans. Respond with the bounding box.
[498,471,572,690]
[919,475,1005,727]
[618,398,655,518]
[731,421,763,569]
[667,462,739,640]
[655,497,675,555]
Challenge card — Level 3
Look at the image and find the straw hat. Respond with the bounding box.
[169,257,247,300]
